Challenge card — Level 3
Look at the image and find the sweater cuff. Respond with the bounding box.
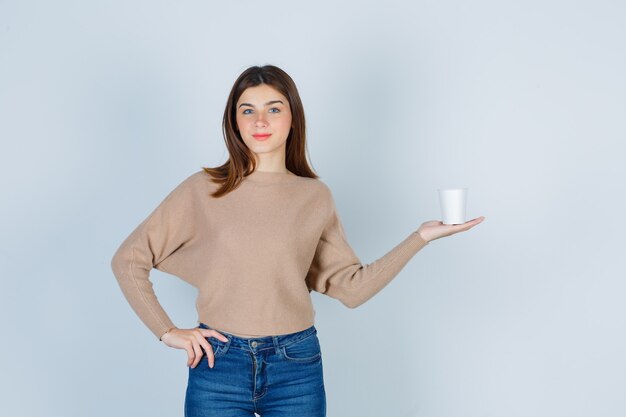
[158,326,177,342]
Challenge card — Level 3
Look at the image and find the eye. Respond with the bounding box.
[269,108,280,113]
[242,109,252,114]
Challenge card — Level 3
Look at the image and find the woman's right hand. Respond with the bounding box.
[160,327,229,369]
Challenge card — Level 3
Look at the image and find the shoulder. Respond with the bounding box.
[186,169,212,184]
[311,177,334,201]
[161,170,214,201]
[293,175,334,201]
[300,177,336,220]
[177,169,219,190]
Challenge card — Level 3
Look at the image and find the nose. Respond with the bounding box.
[255,113,268,127]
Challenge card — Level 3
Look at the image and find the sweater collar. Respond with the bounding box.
[243,169,298,184]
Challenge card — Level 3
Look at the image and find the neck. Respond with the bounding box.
[244,169,296,184]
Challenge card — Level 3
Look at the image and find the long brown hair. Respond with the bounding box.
[202,64,318,197]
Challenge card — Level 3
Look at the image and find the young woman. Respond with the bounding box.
[111,64,485,417]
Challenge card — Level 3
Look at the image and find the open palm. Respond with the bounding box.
[417,216,485,243]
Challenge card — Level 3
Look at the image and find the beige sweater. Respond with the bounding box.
[110,169,429,341]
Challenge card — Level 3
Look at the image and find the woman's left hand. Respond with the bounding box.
[417,216,485,243]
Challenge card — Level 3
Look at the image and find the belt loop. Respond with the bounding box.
[273,336,280,355]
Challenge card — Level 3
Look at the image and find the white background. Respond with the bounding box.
[1,1,625,416]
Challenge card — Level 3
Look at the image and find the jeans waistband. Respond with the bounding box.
[197,322,317,352]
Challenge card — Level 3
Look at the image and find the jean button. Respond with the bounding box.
[251,341,258,348]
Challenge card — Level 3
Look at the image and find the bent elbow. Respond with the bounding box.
[110,253,120,276]
[110,246,131,279]
[341,296,364,309]
[110,253,119,273]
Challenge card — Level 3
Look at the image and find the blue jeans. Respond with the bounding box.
[184,322,327,417]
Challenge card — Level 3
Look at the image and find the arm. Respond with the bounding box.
[110,174,197,341]
[305,191,429,308]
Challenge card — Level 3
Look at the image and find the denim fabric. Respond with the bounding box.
[184,322,326,417]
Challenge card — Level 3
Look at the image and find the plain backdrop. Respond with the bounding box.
[1,1,625,416]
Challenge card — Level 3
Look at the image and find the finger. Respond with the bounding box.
[191,341,203,368]
[456,217,484,227]
[200,328,229,343]
[184,345,195,368]
[213,331,230,343]
[461,218,484,231]
[449,222,476,234]
[206,346,215,368]
[468,216,485,227]
[194,332,215,368]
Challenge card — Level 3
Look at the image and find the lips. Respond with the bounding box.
[252,133,272,141]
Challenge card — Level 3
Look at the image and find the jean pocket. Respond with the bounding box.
[197,324,227,359]
[206,338,226,358]
[281,333,322,363]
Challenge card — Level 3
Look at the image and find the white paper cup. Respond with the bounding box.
[438,188,468,225]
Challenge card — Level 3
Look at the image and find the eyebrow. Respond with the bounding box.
[238,100,285,108]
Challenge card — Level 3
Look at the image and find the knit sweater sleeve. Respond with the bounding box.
[110,174,197,341]
[305,188,429,308]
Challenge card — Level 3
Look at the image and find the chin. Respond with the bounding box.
[245,138,287,151]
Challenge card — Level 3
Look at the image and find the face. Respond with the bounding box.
[235,84,293,161]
